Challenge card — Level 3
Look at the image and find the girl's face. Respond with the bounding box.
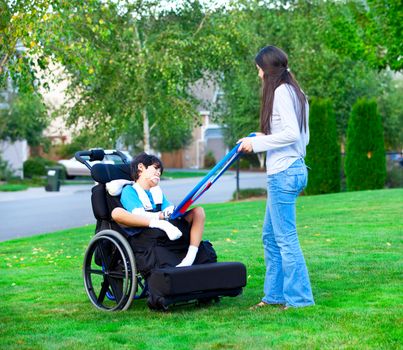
[256,65,265,79]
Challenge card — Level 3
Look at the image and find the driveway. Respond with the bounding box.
[0,172,267,242]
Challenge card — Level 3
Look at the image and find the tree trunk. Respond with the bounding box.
[257,153,265,169]
[143,107,150,153]
[134,22,151,153]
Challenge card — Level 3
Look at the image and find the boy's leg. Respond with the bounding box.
[176,207,205,267]
[184,207,205,247]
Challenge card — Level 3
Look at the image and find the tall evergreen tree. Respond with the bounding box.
[345,98,386,191]
[305,98,340,195]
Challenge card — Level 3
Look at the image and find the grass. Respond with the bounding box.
[162,170,210,179]
[0,183,29,191]
[0,188,402,349]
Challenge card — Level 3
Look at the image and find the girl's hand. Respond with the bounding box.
[237,137,253,153]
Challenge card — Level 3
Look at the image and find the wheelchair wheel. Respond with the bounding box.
[83,230,137,311]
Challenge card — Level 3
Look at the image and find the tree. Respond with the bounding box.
[29,0,235,153]
[0,0,50,88]
[377,76,403,150]
[345,98,386,191]
[0,91,49,146]
[0,1,50,147]
[363,0,403,71]
[305,98,340,195]
[214,1,399,146]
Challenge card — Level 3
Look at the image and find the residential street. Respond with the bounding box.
[0,171,266,242]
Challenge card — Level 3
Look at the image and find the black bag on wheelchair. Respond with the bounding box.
[127,218,217,278]
[126,215,245,310]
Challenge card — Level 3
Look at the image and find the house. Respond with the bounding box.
[161,80,227,169]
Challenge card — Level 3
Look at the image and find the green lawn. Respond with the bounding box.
[0,183,29,192]
[162,170,210,179]
[0,189,402,349]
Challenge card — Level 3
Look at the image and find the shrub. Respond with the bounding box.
[305,98,341,195]
[204,151,216,168]
[0,156,14,181]
[239,153,261,169]
[232,188,266,200]
[23,157,57,178]
[345,98,386,191]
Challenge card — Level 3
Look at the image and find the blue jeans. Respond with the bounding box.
[262,158,314,307]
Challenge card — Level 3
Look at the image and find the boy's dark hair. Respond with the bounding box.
[130,152,164,181]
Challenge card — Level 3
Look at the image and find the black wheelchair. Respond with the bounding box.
[78,149,246,311]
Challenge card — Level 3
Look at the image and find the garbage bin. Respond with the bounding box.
[45,166,61,192]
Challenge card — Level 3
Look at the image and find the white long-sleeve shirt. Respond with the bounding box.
[251,84,309,175]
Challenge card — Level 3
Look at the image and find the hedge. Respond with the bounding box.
[345,98,386,191]
[305,98,340,195]
[23,157,58,178]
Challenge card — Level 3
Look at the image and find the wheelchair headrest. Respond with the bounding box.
[91,163,131,184]
[89,149,105,161]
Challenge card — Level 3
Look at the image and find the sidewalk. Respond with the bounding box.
[0,184,93,202]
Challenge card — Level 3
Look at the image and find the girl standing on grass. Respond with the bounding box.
[237,45,314,309]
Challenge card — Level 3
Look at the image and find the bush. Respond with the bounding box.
[305,98,340,195]
[204,151,216,168]
[0,156,14,181]
[23,157,58,178]
[54,132,97,159]
[239,153,261,169]
[345,98,386,191]
[232,188,266,200]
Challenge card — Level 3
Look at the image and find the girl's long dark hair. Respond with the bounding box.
[255,46,307,135]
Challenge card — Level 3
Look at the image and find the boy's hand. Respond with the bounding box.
[162,205,175,220]
[149,219,182,240]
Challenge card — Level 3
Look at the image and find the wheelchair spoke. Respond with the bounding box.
[97,279,110,304]
[89,269,104,276]
[108,271,125,279]
[96,241,110,269]
[108,247,120,270]
[108,276,123,302]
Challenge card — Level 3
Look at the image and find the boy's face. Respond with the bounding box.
[138,163,161,187]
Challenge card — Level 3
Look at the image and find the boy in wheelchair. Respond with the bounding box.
[110,152,206,267]
[81,148,246,311]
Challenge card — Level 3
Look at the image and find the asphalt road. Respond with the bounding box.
[0,171,267,242]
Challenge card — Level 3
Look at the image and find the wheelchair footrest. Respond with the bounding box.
[147,262,247,310]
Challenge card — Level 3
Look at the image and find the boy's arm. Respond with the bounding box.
[112,207,149,227]
[112,207,163,227]
[111,207,182,240]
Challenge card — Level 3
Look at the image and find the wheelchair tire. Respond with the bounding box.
[96,230,140,310]
[83,230,136,311]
